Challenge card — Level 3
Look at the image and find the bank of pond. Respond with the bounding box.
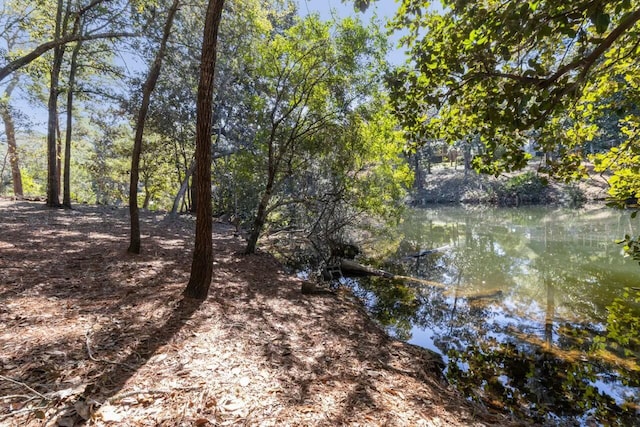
[327,205,639,425]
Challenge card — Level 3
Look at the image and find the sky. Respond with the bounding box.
[297,0,401,20]
[3,0,410,133]
[296,0,408,65]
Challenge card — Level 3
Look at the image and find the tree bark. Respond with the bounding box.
[128,0,180,254]
[171,159,195,216]
[62,22,83,209]
[0,101,23,197]
[46,0,69,208]
[184,0,225,300]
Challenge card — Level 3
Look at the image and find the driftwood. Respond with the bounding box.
[330,259,503,303]
[339,259,395,279]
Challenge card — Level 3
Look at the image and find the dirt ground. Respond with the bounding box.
[0,200,522,426]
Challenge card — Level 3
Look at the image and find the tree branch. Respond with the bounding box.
[470,8,640,89]
[0,31,136,82]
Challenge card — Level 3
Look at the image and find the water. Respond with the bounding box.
[351,205,640,425]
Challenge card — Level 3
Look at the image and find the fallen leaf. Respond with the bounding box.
[74,400,91,420]
[96,403,123,422]
[221,398,244,413]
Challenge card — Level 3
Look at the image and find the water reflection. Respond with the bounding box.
[354,206,640,425]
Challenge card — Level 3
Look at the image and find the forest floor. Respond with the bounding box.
[0,199,523,427]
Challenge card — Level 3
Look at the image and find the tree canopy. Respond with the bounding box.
[387,0,640,259]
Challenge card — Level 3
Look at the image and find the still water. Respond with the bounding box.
[351,206,640,425]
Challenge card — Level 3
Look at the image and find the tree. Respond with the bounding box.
[0,0,30,197]
[62,21,83,208]
[183,0,225,300]
[0,0,134,86]
[242,15,389,254]
[45,0,70,207]
[128,0,181,254]
[0,74,23,197]
[22,0,135,206]
[387,0,640,257]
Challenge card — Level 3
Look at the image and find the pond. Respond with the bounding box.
[348,206,640,425]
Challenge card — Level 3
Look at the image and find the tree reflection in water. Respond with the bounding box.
[352,206,640,425]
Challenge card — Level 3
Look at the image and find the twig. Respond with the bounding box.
[84,330,135,371]
[0,374,50,401]
[0,394,32,400]
[103,387,200,405]
[0,405,49,422]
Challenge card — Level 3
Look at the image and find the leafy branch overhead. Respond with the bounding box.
[388,0,640,169]
[387,0,640,259]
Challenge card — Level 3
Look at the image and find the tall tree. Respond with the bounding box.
[45,0,71,207]
[243,15,389,254]
[0,74,23,197]
[183,0,226,300]
[0,0,29,197]
[62,15,84,208]
[128,0,181,254]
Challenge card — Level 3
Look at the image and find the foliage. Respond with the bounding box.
[387,0,640,259]
[604,288,640,357]
[498,171,548,205]
[225,12,411,253]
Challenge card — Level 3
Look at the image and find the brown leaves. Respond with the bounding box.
[0,201,490,426]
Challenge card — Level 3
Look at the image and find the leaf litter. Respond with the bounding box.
[0,199,523,426]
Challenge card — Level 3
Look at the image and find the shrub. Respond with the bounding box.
[499,172,548,205]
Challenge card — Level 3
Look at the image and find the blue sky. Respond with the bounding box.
[297,0,407,65]
[297,0,400,20]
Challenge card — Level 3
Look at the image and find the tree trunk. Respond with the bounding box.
[142,188,151,209]
[57,123,62,200]
[413,150,423,190]
[128,0,180,254]
[46,47,63,207]
[171,159,195,216]
[46,0,69,208]
[0,101,23,197]
[245,182,273,255]
[190,166,197,213]
[463,143,472,175]
[63,30,82,209]
[184,0,225,300]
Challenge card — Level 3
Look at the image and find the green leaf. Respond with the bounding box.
[593,13,610,34]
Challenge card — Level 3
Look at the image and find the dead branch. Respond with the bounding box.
[0,374,50,401]
[0,405,49,422]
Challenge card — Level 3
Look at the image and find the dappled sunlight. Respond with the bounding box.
[0,201,496,426]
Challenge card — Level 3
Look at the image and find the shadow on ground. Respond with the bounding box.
[0,200,514,426]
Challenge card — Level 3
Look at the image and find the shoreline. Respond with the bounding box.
[0,200,521,426]
[409,164,611,207]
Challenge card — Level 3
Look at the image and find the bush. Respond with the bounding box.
[498,172,548,205]
[562,184,587,208]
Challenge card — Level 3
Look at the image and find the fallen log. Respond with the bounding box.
[336,261,504,301]
[339,259,395,279]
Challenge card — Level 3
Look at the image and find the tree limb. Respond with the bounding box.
[0,31,136,82]
[472,8,640,89]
